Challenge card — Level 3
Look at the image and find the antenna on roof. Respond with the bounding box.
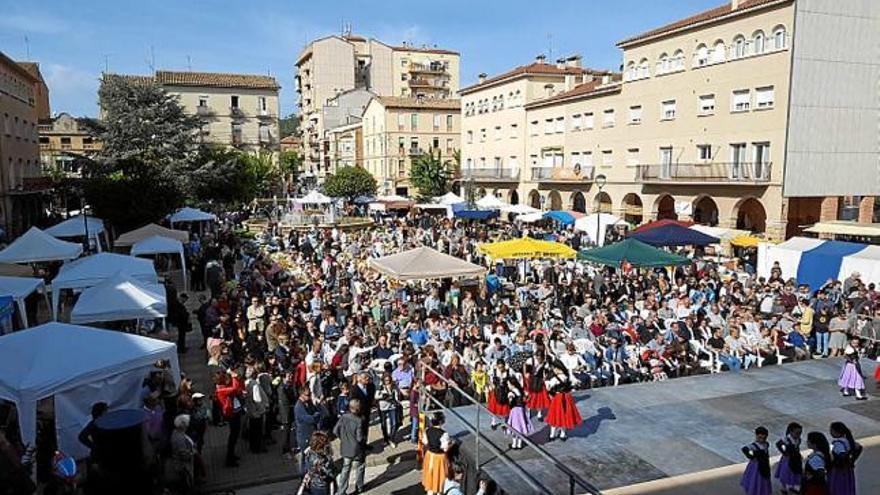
[104,54,110,73]
[24,35,30,60]
[146,45,156,72]
[186,55,192,71]
[547,33,553,62]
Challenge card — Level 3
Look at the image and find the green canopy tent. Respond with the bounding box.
[578,238,691,268]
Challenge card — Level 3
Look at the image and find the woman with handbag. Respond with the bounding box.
[298,431,336,495]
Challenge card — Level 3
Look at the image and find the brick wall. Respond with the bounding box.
[858,196,875,223]
[819,196,839,222]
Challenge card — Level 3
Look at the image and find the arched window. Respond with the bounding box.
[772,25,787,50]
[625,61,635,81]
[694,44,709,67]
[672,49,685,70]
[752,30,765,55]
[638,58,650,79]
[733,35,746,59]
[498,95,505,110]
[711,40,726,63]
[656,53,669,74]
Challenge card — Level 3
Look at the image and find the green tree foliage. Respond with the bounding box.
[409,150,454,199]
[279,113,300,137]
[323,166,377,202]
[183,146,258,206]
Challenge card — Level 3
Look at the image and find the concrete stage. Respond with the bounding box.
[445,358,880,494]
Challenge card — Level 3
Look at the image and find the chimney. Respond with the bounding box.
[731,0,740,9]
[564,74,577,91]
[544,83,555,98]
[601,74,611,85]
[535,54,546,64]
[478,72,487,84]
[566,54,582,68]
[556,58,566,70]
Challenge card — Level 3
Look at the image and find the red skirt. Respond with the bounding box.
[546,392,582,430]
[526,386,551,410]
[874,365,880,382]
[487,391,511,417]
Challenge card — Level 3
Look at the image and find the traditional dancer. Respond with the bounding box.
[421,412,451,495]
[775,422,804,495]
[505,374,533,450]
[838,347,866,400]
[545,361,581,442]
[803,431,831,495]
[487,359,511,430]
[828,422,860,495]
[524,351,551,421]
[740,426,772,495]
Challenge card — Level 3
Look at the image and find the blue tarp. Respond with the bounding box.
[796,240,866,290]
[543,211,577,225]
[454,209,498,220]
[628,224,719,247]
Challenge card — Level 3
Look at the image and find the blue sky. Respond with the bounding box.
[0,0,724,117]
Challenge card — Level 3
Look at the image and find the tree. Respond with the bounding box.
[96,74,201,171]
[323,166,377,202]
[184,146,258,206]
[409,150,454,200]
[279,113,300,137]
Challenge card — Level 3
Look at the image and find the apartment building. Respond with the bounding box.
[318,88,373,175]
[18,62,50,121]
[459,55,611,205]
[465,0,879,240]
[38,113,102,177]
[0,52,44,236]
[114,70,281,152]
[362,96,460,196]
[295,33,459,179]
[326,121,363,170]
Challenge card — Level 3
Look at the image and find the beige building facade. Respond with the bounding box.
[295,34,459,179]
[0,52,44,236]
[462,0,879,240]
[326,121,363,170]
[39,113,102,177]
[362,96,460,196]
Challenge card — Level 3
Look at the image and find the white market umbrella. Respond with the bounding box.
[574,213,627,246]
[437,192,465,206]
[475,194,507,209]
[502,204,540,216]
[296,190,332,205]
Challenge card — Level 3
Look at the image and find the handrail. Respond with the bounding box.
[419,362,603,495]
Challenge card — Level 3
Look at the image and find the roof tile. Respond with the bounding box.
[374,96,460,110]
[155,70,280,90]
[460,62,599,94]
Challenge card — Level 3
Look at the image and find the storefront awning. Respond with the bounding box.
[804,221,880,238]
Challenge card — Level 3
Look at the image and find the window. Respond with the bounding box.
[694,44,709,67]
[730,143,747,178]
[480,128,486,142]
[258,97,268,114]
[446,115,453,131]
[661,100,676,120]
[398,137,406,151]
[230,95,240,109]
[510,123,518,138]
[259,124,270,143]
[629,105,642,124]
[494,126,502,140]
[554,117,565,133]
[411,113,418,130]
[697,144,712,161]
[753,142,770,179]
[60,137,72,150]
[465,158,472,169]
[601,150,613,167]
[755,86,775,109]
[400,73,408,81]
[398,160,406,177]
[657,53,669,74]
[638,58,650,78]
[529,120,539,136]
[733,36,746,59]
[583,151,593,168]
[433,115,441,131]
[231,123,243,144]
[466,130,473,144]
[660,147,673,178]
[627,148,640,167]
[625,61,636,81]
[752,31,765,55]
[672,49,685,71]
[711,41,726,63]
[494,157,502,169]
[433,137,440,149]
[772,26,787,50]
[410,137,419,151]
[572,114,582,130]
[699,94,716,115]
[198,95,209,107]
[602,109,615,127]
[480,157,486,168]
[509,156,518,170]
[732,90,751,112]
[544,119,554,135]
[584,113,594,130]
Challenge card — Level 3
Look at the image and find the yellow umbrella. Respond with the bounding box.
[730,234,761,248]
[478,237,576,260]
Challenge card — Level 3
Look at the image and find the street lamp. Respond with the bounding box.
[594,174,607,246]
[82,203,90,255]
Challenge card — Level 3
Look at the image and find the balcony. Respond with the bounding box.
[530,166,595,183]
[408,147,425,156]
[256,109,276,119]
[409,62,447,74]
[635,162,772,185]
[196,105,214,117]
[409,78,448,89]
[230,106,245,118]
[460,168,520,183]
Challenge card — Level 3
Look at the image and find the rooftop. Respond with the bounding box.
[392,44,459,56]
[374,96,461,110]
[460,62,597,95]
[0,51,38,82]
[155,70,280,90]
[17,62,46,83]
[526,75,623,109]
[617,0,787,47]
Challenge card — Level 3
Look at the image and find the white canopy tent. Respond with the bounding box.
[437,192,465,206]
[131,235,188,288]
[70,273,167,325]
[574,213,628,246]
[475,194,507,209]
[517,212,545,223]
[0,227,83,264]
[0,276,47,328]
[295,190,332,205]
[115,223,189,247]
[690,224,750,242]
[167,207,217,226]
[839,245,880,288]
[44,215,108,252]
[0,323,179,460]
[51,253,158,320]
[501,204,540,216]
[369,247,486,281]
[757,237,825,281]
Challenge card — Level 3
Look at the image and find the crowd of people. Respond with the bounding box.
[2,207,878,495]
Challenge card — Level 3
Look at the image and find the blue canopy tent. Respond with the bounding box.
[796,240,866,291]
[454,209,499,220]
[543,210,578,226]
[629,224,719,247]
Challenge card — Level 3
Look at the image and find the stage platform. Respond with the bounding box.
[445,358,880,494]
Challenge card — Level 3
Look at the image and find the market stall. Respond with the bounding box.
[369,246,486,281]
[578,238,691,268]
[45,215,109,252]
[478,237,577,260]
[0,227,83,264]
[70,273,167,325]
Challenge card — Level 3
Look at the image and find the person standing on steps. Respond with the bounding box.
[335,398,366,495]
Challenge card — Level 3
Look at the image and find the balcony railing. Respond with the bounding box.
[530,166,595,182]
[409,78,448,89]
[409,62,447,74]
[230,106,245,118]
[196,105,215,116]
[461,168,520,182]
[256,109,276,119]
[635,162,772,184]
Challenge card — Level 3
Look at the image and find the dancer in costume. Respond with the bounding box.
[803,431,831,495]
[524,351,551,421]
[505,374,533,450]
[828,422,860,495]
[740,426,772,495]
[487,359,511,430]
[838,346,866,400]
[775,422,804,495]
[421,412,451,495]
[545,361,581,442]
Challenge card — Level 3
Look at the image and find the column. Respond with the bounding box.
[858,196,875,224]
